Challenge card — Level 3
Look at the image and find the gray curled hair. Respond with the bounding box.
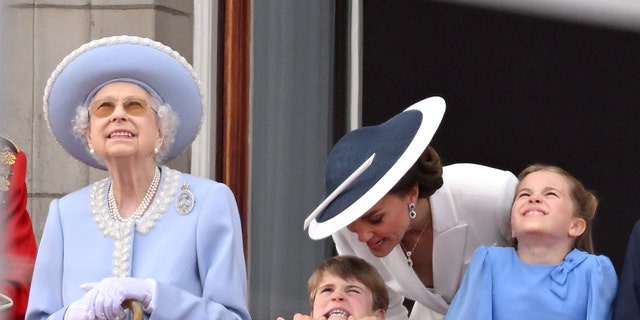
[71,98,180,165]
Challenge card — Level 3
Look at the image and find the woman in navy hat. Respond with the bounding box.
[26,36,250,320]
[304,97,517,319]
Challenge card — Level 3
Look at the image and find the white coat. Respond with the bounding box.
[332,163,517,320]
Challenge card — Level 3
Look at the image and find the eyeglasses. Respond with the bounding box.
[89,98,151,118]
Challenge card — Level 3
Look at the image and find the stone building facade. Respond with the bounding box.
[0,1,197,241]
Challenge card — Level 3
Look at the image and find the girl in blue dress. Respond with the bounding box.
[446,164,617,320]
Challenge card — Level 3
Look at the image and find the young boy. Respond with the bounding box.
[278,255,389,320]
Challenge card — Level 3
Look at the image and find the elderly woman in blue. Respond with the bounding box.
[26,36,250,320]
[446,164,617,320]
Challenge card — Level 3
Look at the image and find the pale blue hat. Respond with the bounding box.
[43,35,203,169]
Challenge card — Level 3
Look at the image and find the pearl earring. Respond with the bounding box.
[89,148,95,154]
[154,147,159,155]
[409,202,416,219]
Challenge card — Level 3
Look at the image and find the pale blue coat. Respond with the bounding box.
[26,167,250,320]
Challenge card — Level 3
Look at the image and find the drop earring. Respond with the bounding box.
[409,202,416,219]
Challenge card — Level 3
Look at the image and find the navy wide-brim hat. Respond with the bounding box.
[304,96,446,240]
[43,35,203,170]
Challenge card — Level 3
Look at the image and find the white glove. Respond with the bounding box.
[81,277,155,320]
[64,289,99,320]
[65,301,91,320]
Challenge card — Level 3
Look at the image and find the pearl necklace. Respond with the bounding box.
[108,166,160,221]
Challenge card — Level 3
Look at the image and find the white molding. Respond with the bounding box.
[347,0,363,132]
[191,0,217,178]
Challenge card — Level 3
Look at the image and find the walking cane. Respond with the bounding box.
[122,299,143,320]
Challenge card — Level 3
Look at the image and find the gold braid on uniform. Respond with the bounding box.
[0,136,18,193]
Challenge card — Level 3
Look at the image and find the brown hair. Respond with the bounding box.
[307,255,389,312]
[390,146,443,198]
[515,164,598,253]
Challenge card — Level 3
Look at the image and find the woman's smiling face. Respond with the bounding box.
[85,82,163,165]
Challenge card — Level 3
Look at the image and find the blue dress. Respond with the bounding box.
[446,246,617,320]
[26,166,250,320]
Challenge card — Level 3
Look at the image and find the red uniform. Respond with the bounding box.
[1,142,37,320]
